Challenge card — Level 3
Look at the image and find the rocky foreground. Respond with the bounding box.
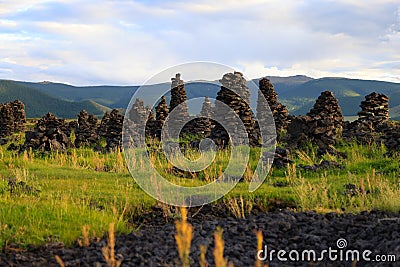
[0,208,399,267]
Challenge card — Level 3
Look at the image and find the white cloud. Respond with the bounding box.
[0,0,399,85]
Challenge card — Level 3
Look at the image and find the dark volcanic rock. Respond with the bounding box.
[97,111,110,137]
[0,103,14,138]
[184,96,213,140]
[358,92,389,125]
[1,210,399,267]
[166,73,190,138]
[22,113,73,152]
[211,71,259,148]
[298,160,344,171]
[74,110,99,148]
[264,148,294,169]
[343,92,390,144]
[286,91,343,151]
[0,100,27,139]
[128,98,148,126]
[104,109,124,151]
[257,78,289,137]
[10,100,26,132]
[145,109,157,140]
[154,96,169,139]
[378,121,400,153]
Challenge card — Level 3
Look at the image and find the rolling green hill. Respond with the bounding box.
[278,77,400,117]
[0,80,110,118]
[15,81,138,108]
[3,76,400,119]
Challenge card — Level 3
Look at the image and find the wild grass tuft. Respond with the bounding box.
[213,227,230,267]
[55,255,65,267]
[199,244,208,267]
[101,222,121,267]
[77,225,90,247]
[175,207,193,267]
[254,230,264,267]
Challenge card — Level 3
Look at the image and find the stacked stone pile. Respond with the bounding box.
[154,96,169,139]
[68,120,78,133]
[185,96,213,138]
[97,112,110,137]
[129,99,148,126]
[285,115,311,146]
[169,73,188,112]
[358,92,389,125]
[342,92,390,144]
[378,121,400,153]
[197,96,213,136]
[342,120,375,144]
[10,100,26,132]
[257,78,289,135]
[286,91,343,150]
[103,109,124,150]
[200,96,213,118]
[307,90,344,148]
[22,113,73,151]
[167,74,190,137]
[124,98,154,145]
[145,109,157,139]
[0,100,26,139]
[307,91,344,123]
[0,103,14,138]
[74,110,99,148]
[211,72,258,148]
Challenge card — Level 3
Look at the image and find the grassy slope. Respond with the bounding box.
[16,81,138,109]
[0,139,399,247]
[284,78,400,116]
[0,81,107,118]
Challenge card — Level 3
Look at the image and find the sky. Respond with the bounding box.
[0,0,400,85]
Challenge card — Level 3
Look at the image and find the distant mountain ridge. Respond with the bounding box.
[0,80,110,118]
[1,76,400,120]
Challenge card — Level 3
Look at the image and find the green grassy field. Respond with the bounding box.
[0,138,399,248]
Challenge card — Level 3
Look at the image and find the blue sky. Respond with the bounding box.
[0,0,399,85]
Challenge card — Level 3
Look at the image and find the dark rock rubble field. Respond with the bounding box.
[1,208,399,267]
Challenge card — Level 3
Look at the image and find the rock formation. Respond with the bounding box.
[358,92,389,126]
[0,100,26,139]
[286,91,343,150]
[167,74,190,137]
[195,96,213,137]
[98,112,110,137]
[257,78,289,135]
[145,109,157,140]
[23,113,73,151]
[154,96,169,139]
[342,92,390,144]
[378,121,400,153]
[181,96,214,143]
[10,100,26,132]
[0,104,14,139]
[210,72,259,148]
[104,109,124,151]
[129,98,148,126]
[74,110,99,148]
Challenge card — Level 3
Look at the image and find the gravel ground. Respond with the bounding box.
[0,208,399,267]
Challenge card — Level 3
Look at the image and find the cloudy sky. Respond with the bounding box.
[0,0,399,85]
